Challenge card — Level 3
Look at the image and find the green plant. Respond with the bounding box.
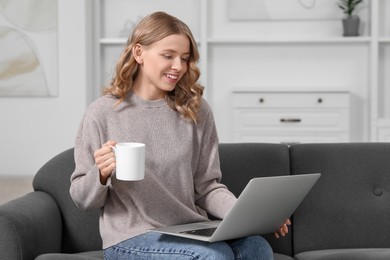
[338,0,363,17]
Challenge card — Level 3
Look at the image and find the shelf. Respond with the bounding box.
[100,38,126,45]
[379,37,390,43]
[100,37,372,45]
[232,87,350,93]
[207,37,371,44]
[100,38,202,45]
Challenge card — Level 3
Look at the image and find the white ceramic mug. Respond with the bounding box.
[111,142,145,181]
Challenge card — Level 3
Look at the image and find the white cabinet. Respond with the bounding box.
[232,90,350,144]
[377,128,390,142]
[89,0,388,143]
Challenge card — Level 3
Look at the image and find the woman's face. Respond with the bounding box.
[134,34,190,100]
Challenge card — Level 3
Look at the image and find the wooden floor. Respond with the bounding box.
[0,176,34,205]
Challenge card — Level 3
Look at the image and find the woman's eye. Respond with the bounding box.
[182,57,190,62]
[163,54,172,59]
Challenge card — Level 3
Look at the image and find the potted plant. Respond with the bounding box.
[338,0,364,36]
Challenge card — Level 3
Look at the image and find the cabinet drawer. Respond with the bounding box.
[234,110,348,131]
[378,128,390,142]
[233,92,349,108]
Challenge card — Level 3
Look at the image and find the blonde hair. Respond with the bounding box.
[104,11,204,123]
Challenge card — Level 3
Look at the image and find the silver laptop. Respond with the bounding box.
[152,173,321,242]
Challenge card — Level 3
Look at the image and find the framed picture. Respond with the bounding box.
[228,0,342,21]
[0,0,58,97]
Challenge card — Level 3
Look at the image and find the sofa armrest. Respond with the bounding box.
[0,191,62,260]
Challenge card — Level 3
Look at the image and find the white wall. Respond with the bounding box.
[0,0,378,176]
[0,0,89,176]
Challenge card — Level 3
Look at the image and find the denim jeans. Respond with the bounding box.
[104,231,273,260]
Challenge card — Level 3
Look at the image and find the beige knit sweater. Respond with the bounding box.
[69,92,237,249]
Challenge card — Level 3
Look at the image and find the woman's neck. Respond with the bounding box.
[132,81,165,101]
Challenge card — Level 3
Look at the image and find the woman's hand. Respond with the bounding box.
[274,219,291,239]
[94,140,117,185]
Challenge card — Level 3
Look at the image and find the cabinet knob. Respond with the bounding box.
[259,98,265,103]
[317,98,323,103]
[280,118,301,123]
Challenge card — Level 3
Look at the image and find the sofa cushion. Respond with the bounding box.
[0,192,62,260]
[219,143,290,197]
[294,248,390,260]
[32,148,102,253]
[290,143,390,254]
[274,253,294,260]
[219,143,293,257]
[35,250,103,260]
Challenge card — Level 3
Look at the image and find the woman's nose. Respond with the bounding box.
[171,57,183,71]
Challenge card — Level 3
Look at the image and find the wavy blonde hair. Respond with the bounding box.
[104,11,204,123]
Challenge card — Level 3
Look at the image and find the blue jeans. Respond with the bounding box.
[104,232,273,260]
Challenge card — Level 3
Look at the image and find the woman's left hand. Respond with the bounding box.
[274,219,291,239]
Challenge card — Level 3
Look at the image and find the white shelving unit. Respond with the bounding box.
[90,0,389,143]
[370,0,390,141]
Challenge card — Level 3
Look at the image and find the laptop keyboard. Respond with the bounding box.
[180,227,217,237]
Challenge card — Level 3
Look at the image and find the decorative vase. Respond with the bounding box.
[342,15,360,37]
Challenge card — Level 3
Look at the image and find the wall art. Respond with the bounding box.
[0,0,58,97]
[228,0,342,21]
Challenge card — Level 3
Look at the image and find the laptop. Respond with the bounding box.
[152,173,321,242]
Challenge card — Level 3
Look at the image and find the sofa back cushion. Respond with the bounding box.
[218,143,292,256]
[33,148,102,253]
[31,144,293,255]
[290,143,390,254]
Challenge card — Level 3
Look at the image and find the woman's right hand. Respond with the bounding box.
[94,140,117,185]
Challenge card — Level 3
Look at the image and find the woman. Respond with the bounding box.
[70,11,289,259]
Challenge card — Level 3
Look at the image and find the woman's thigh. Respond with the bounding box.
[227,235,274,260]
[104,232,273,260]
[104,232,235,260]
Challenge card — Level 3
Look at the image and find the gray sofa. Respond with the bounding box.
[1,143,390,260]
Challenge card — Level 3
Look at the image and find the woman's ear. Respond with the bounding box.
[133,44,143,64]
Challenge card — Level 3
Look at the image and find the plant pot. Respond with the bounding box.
[342,16,360,37]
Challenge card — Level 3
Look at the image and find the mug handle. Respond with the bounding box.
[109,145,116,155]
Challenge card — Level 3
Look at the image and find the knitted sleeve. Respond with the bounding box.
[193,101,237,219]
[69,107,110,210]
